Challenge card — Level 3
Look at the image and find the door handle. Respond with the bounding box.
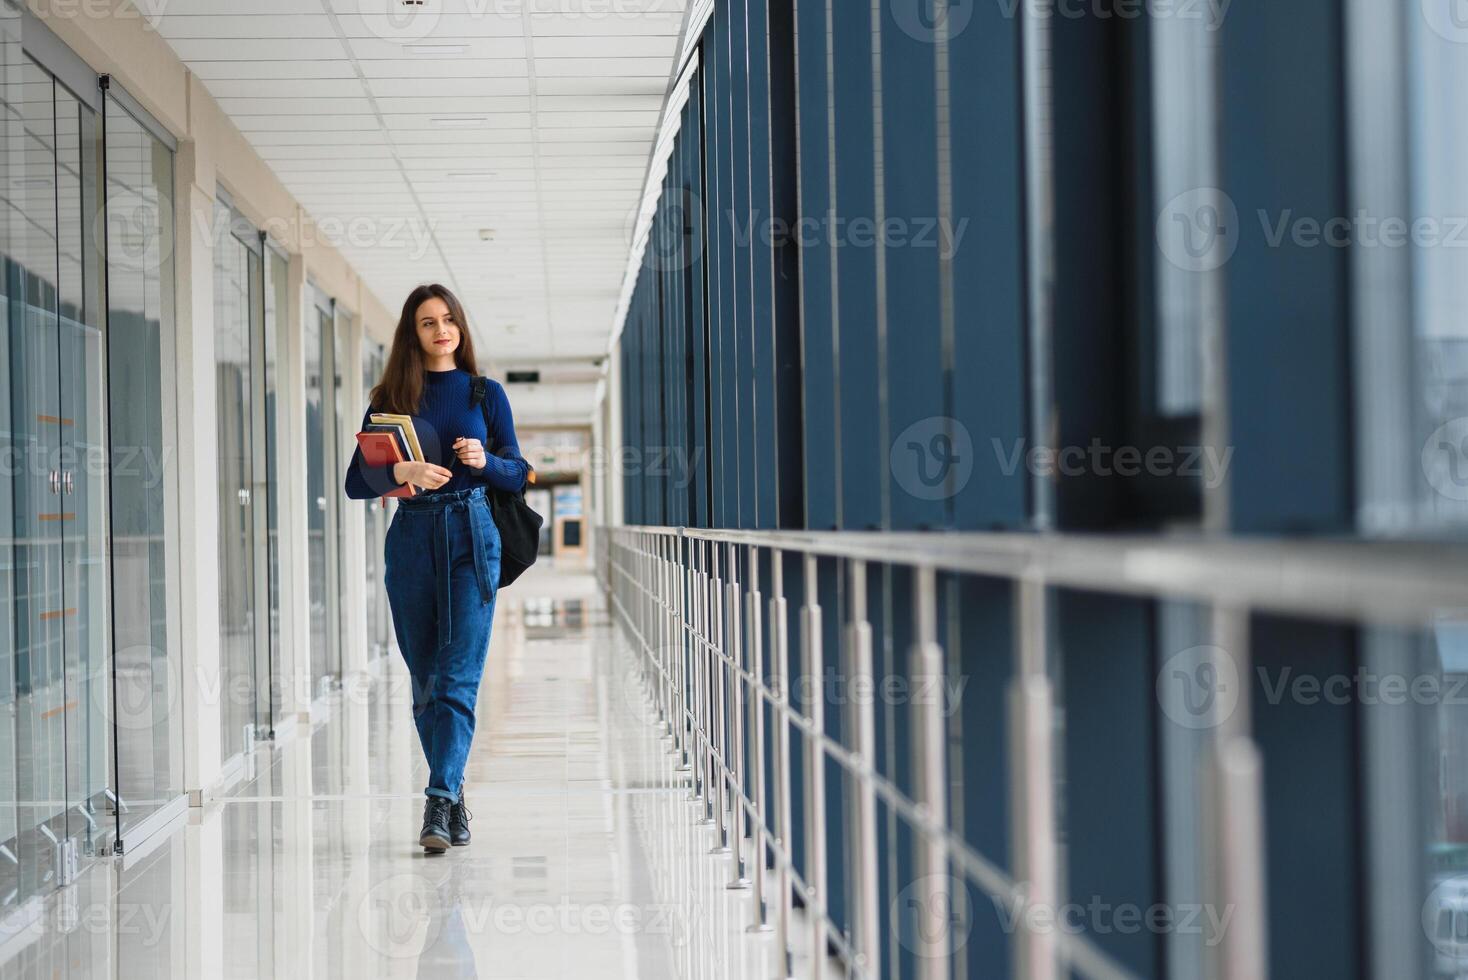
[48,470,59,495]
[63,471,73,495]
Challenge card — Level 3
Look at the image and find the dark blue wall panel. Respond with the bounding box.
[947,4,1028,531]
[1220,0,1353,533]
[1059,590,1162,977]
[795,0,837,531]
[830,4,881,531]
[748,0,779,531]
[878,6,946,532]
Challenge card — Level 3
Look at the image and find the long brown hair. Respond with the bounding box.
[370,283,481,415]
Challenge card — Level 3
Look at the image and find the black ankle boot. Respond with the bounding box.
[449,785,472,846]
[419,796,452,852]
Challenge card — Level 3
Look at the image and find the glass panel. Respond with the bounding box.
[1417,620,1467,980]
[263,248,285,726]
[1150,15,1214,417]
[362,342,389,661]
[10,55,68,902]
[246,246,268,738]
[54,78,108,858]
[332,307,347,673]
[1410,12,1468,528]
[103,91,181,840]
[0,3,21,910]
[305,301,336,693]
[213,211,253,762]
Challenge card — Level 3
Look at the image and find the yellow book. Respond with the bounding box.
[369,413,425,463]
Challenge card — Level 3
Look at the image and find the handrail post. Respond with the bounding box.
[912,565,949,980]
[710,540,731,852]
[727,542,751,887]
[674,528,692,771]
[698,537,713,826]
[801,553,827,980]
[770,548,795,979]
[746,543,771,927]
[1209,605,1268,980]
[848,559,880,978]
[1011,575,1058,980]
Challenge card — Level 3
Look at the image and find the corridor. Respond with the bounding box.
[3,0,1468,977]
[0,564,795,979]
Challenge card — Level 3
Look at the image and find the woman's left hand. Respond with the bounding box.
[453,437,487,470]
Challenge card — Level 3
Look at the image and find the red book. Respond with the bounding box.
[355,431,415,498]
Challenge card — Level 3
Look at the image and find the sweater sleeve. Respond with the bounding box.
[470,381,531,493]
[344,408,407,500]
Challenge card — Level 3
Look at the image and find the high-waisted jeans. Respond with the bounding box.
[385,485,501,803]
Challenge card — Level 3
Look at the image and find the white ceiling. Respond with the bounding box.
[143,0,688,425]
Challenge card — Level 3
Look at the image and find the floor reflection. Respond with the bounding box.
[0,569,683,980]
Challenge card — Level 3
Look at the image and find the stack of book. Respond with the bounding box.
[356,414,425,499]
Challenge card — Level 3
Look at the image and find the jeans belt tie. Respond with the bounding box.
[434,495,493,651]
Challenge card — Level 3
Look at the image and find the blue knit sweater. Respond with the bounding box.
[343,368,530,499]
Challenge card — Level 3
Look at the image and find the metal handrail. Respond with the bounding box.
[602,524,1304,980]
[617,524,1468,628]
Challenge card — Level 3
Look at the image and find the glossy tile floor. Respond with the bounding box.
[0,565,819,980]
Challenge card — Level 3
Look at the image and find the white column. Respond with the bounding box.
[172,140,222,801]
[273,249,314,730]
[274,721,317,977]
[607,339,625,527]
[591,381,605,527]
[339,309,368,680]
[184,806,225,979]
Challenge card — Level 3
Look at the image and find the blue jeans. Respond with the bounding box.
[384,485,501,803]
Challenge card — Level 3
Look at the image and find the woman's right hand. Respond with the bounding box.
[393,461,453,490]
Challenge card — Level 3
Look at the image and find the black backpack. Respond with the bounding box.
[469,376,543,588]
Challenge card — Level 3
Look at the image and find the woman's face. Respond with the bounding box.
[415,296,460,359]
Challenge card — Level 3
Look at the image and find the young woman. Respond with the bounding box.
[344,283,529,853]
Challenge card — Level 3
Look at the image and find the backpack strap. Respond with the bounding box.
[469,376,494,453]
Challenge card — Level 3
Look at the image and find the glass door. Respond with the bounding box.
[0,7,16,910]
[101,83,182,849]
[305,290,340,695]
[8,53,71,904]
[332,305,350,674]
[0,50,111,905]
[263,246,285,729]
[55,74,108,864]
[213,202,260,762]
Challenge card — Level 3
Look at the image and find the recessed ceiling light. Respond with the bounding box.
[478,228,495,240]
[430,116,489,128]
[404,43,465,55]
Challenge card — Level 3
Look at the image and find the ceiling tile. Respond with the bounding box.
[156,0,690,422]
